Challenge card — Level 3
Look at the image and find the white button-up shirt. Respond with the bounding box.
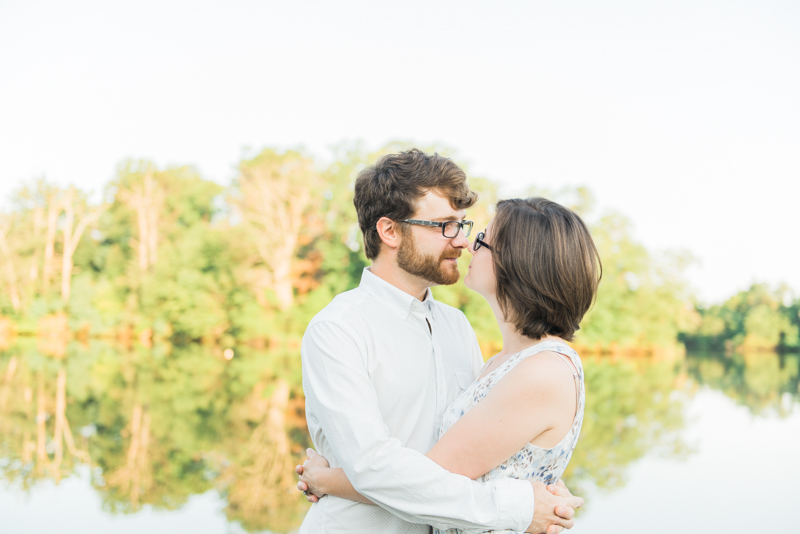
[300,268,534,534]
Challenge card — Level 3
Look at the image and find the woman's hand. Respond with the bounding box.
[295,448,331,503]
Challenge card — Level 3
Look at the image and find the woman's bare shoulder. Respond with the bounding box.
[495,350,577,399]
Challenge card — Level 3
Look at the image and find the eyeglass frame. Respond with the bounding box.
[400,219,474,239]
[473,231,493,252]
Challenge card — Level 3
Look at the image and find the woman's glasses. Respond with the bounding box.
[473,231,493,252]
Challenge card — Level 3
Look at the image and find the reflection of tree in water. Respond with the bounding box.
[5,342,798,532]
[1,343,694,532]
[0,345,91,491]
[104,403,153,509]
[0,342,310,533]
[89,345,219,514]
[686,351,800,415]
[218,378,309,532]
[562,356,691,498]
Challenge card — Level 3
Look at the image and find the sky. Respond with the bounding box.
[1,0,798,303]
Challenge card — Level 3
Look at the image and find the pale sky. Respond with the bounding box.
[1,0,798,303]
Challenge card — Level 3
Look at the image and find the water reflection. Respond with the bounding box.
[1,343,798,533]
[0,340,312,532]
[686,350,800,415]
[563,356,691,495]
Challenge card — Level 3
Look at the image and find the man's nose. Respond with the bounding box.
[451,228,470,249]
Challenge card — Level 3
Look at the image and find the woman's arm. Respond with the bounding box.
[427,351,577,479]
[297,449,374,504]
[299,351,576,499]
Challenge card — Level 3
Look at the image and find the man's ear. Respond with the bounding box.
[376,217,402,251]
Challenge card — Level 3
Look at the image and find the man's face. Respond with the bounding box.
[396,190,470,286]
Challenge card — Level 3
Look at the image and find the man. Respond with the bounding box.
[298,149,582,533]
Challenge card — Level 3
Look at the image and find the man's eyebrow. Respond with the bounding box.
[430,216,466,222]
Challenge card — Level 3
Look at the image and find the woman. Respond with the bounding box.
[297,197,601,533]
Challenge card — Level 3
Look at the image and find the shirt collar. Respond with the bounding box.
[359,267,436,319]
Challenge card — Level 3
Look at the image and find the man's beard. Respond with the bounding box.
[397,231,461,286]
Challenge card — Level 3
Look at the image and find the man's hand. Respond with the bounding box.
[526,480,585,534]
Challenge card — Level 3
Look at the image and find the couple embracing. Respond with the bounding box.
[295,149,601,534]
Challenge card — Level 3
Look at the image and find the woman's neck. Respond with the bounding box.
[488,296,565,357]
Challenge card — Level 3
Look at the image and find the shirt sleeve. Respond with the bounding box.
[302,320,535,533]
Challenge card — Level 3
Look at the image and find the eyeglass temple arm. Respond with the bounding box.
[403,219,442,227]
[403,219,472,227]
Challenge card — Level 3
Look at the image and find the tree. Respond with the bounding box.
[116,166,163,273]
[59,186,107,304]
[685,284,800,351]
[579,211,695,352]
[232,149,322,310]
[9,179,69,303]
[0,215,23,312]
[105,403,152,509]
[38,183,63,296]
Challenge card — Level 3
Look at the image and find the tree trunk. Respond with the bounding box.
[42,196,61,295]
[132,410,151,508]
[22,386,33,464]
[135,197,149,271]
[226,379,292,519]
[60,189,76,303]
[145,171,160,268]
[119,169,162,273]
[106,402,150,509]
[53,367,66,481]
[0,356,17,413]
[60,187,107,304]
[49,366,88,467]
[264,379,291,479]
[29,206,44,285]
[272,256,294,311]
[235,151,319,311]
[0,221,22,312]
[126,404,143,507]
[36,373,47,474]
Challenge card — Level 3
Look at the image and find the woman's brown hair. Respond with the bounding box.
[491,197,602,341]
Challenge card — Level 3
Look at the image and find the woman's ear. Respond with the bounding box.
[376,217,402,250]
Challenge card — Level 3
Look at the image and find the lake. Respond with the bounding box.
[1,342,798,533]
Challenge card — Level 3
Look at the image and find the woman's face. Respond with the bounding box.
[464,219,496,298]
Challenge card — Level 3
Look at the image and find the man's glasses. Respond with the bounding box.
[401,219,474,239]
[473,231,493,252]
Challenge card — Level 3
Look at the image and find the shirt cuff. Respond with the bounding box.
[494,477,535,532]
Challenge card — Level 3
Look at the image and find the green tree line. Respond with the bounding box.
[0,142,797,353]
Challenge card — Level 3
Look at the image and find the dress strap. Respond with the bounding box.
[553,353,580,418]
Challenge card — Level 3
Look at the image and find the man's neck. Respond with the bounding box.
[369,259,431,301]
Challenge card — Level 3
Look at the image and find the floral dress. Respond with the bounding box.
[434,341,585,534]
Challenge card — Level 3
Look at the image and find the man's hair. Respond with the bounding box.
[354,149,478,260]
[491,197,602,342]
